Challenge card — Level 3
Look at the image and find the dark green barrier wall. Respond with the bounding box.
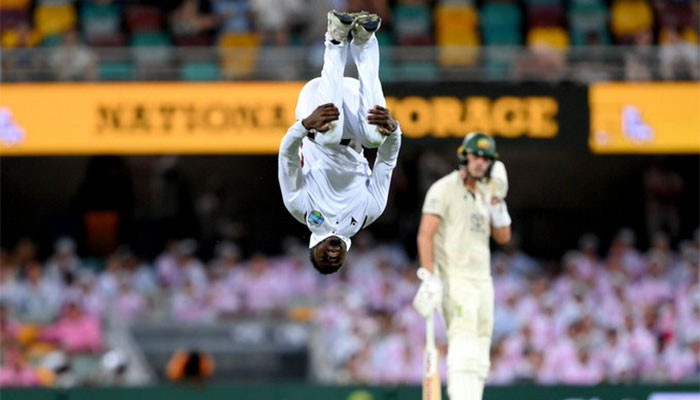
[2,384,698,400]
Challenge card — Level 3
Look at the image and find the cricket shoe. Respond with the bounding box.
[352,11,381,44]
[327,10,356,44]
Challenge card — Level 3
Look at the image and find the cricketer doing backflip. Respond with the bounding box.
[413,132,511,400]
[277,10,401,275]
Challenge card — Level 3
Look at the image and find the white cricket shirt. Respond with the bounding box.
[278,121,401,249]
[422,170,493,281]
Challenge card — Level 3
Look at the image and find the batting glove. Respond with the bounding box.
[490,160,509,200]
[412,268,443,318]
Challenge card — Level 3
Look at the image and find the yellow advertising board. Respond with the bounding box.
[0,82,565,155]
[0,82,304,155]
[589,83,700,154]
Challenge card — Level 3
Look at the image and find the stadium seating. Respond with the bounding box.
[568,0,611,46]
[81,1,124,46]
[181,62,221,81]
[218,33,260,79]
[393,1,433,46]
[98,62,133,81]
[0,0,30,10]
[434,4,480,66]
[34,3,76,39]
[130,31,173,79]
[528,26,571,50]
[610,0,653,42]
[125,5,162,33]
[480,1,522,45]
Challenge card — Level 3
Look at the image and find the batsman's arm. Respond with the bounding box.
[417,214,441,274]
[278,121,309,223]
[489,198,511,245]
[417,180,448,273]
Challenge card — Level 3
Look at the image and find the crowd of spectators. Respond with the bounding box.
[0,226,698,387]
[1,0,698,81]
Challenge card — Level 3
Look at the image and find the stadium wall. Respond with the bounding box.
[2,384,699,400]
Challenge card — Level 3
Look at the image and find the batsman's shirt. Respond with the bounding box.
[278,121,401,249]
[422,170,492,281]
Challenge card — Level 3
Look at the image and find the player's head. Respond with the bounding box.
[309,236,347,274]
[457,132,498,179]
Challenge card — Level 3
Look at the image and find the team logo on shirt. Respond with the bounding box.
[308,211,325,227]
[470,213,487,233]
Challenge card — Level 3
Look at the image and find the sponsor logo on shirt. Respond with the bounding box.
[308,211,324,227]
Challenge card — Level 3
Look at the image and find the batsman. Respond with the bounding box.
[413,133,511,400]
[278,10,401,275]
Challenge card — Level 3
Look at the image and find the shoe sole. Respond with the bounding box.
[332,11,355,26]
[358,17,380,32]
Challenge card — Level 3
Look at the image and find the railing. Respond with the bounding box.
[1,45,699,82]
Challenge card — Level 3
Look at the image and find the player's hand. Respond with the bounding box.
[490,160,508,200]
[412,268,443,318]
[368,105,398,136]
[302,103,340,133]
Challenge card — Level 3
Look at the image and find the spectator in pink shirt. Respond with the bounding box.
[543,322,579,379]
[489,339,518,384]
[155,240,181,288]
[43,302,102,354]
[619,313,658,378]
[596,281,628,330]
[240,254,284,315]
[208,266,242,318]
[516,347,548,383]
[0,346,39,387]
[0,303,19,344]
[347,347,374,383]
[177,239,208,292]
[559,345,603,384]
[529,296,558,350]
[398,338,423,383]
[96,254,123,300]
[607,228,647,280]
[171,280,215,324]
[660,336,697,382]
[77,273,106,317]
[596,329,634,382]
[211,241,245,286]
[114,280,148,324]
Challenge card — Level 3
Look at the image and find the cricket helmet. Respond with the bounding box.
[457,132,499,164]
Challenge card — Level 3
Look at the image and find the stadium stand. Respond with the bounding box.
[0,0,698,82]
[1,228,698,386]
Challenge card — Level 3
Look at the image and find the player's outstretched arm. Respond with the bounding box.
[365,106,401,226]
[278,120,309,223]
[369,106,401,167]
[278,103,340,223]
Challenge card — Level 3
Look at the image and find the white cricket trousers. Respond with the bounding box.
[443,277,494,400]
[295,34,387,148]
